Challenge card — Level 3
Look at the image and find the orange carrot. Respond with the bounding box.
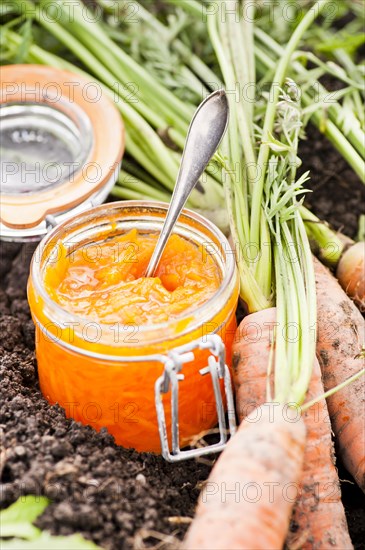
[314,257,365,491]
[336,241,365,312]
[232,308,353,549]
[183,404,306,550]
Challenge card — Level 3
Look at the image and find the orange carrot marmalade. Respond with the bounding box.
[44,229,221,325]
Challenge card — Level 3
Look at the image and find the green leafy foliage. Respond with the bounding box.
[0,496,49,539]
[1,532,101,549]
[0,496,101,550]
[315,33,365,55]
[1,531,99,550]
[14,17,33,63]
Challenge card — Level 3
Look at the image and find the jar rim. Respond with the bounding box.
[30,200,237,347]
[0,64,125,237]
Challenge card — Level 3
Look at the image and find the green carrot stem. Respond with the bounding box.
[36,0,188,145]
[301,368,365,412]
[300,206,347,267]
[110,187,150,201]
[251,0,330,251]
[54,0,194,126]
[309,111,365,182]
[163,0,202,17]
[116,171,171,202]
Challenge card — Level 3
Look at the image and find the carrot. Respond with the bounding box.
[336,241,365,312]
[314,256,365,491]
[300,208,364,311]
[183,403,306,550]
[232,308,353,549]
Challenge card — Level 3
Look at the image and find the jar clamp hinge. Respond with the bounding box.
[44,196,107,234]
[155,334,237,462]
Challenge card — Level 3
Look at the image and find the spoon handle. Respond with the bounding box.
[145,90,229,278]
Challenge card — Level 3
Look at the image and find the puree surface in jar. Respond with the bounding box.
[44,229,221,325]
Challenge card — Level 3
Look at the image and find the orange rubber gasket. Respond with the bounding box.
[0,65,125,229]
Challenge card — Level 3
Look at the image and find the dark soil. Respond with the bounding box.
[1,126,365,549]
[299,123,365,239]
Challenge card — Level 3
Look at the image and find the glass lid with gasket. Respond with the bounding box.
[0,65,125,241]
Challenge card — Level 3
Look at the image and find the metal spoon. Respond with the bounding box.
[145,90,229,277]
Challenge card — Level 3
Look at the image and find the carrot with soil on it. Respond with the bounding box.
[301,207,365,312]
[183,404,306,550]
[232,308,353,550]
[314,256,365,492]
[336,241,365,312]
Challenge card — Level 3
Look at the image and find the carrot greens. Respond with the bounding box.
[208,0,328,404]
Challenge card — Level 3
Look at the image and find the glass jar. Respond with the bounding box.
[1,64,124,241]
[28,201,239,452]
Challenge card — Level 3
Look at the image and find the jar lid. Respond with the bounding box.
[0,65,125,241]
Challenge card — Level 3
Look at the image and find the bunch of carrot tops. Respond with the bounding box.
[1,0,364,548]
